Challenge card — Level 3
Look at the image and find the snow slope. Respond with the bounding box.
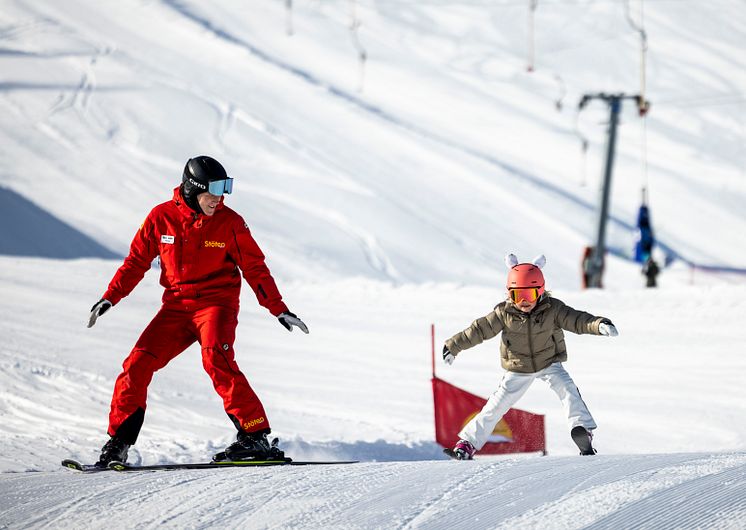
[3,454,746,529]
[1,0,746,528]
[1,256,746,528]
[1,0,745,284]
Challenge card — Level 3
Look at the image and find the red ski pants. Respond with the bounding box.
[107,305,269,443]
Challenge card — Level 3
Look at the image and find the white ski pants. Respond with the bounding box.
[459,362,596,450]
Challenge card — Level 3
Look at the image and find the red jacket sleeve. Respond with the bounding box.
[229,216,288,316]
[103,213,159,306]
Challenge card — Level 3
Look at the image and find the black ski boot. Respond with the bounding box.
[213,431,286,462]
[571,426,597,455]
[95,436,130,468]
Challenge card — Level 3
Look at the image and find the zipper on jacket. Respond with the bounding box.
[527,315,537,372]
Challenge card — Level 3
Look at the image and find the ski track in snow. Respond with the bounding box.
[242,184,401,281]
[1,454,745,529]
[157,0,668,264]
[586,462,746,529]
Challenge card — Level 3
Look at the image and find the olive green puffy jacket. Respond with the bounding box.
[444,296,608,374]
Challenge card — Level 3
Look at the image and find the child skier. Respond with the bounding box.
[442,254,618,458]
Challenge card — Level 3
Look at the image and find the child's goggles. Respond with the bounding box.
[509,287,540,303]
[207,178,233,196]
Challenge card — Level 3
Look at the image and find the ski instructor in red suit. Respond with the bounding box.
[87,155,308,468]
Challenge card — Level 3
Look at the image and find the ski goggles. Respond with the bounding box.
[206,178,233,196]
[509,287,540,303]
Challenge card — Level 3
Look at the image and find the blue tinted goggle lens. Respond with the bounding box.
[207,178,233,196]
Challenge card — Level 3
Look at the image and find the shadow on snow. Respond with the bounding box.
[0,186,120,259]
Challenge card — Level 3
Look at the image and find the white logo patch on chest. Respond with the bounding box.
[161,235,175,244]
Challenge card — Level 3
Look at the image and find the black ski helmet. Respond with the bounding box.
[181,156,230,212]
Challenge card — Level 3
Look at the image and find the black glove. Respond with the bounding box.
[87,299,112,328]
[443,345,456,365]
[278,311,309,334]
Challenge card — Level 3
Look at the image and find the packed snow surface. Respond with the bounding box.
[2,257,745,528]
[1,0,745,528]
[3,453,746,529]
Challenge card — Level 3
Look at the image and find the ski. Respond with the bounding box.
[63,457,358,473]
[443,448,473,461]
[61,459,109,473]
[107,459,358,471]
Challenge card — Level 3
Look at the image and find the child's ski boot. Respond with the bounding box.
[571,426,597,455]
[448,439,476,460]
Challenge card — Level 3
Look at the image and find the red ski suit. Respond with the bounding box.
[103,187,288,444]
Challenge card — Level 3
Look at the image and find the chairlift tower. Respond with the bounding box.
[579,93,649,288]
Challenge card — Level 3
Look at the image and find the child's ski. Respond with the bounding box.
[443,448,458,460]
[443,448,474,461]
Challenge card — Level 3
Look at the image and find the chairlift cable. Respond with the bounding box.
[285,0,293,36]
[527,0,538,72]
[641,109,650,198]
[554,73,566,111]
[625,0,650,194]
[349,0,368,92]
[573,108,590,187]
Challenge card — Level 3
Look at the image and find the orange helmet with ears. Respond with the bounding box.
[504,254,546,298]
[506,264,545,293]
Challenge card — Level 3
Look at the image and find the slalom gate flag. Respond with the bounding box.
[432,376,546,455]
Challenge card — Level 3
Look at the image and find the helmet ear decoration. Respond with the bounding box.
[504,253,519,269]
[532,255,546,269]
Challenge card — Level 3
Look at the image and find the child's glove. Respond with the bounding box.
[599,319,618,337]
[443,345,456,365]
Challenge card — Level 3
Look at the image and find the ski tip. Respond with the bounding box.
[61,459,83,471]
[61,459,107,472]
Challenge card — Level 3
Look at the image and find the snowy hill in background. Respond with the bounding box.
[1,0,745,286]
[1,0,746,528]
